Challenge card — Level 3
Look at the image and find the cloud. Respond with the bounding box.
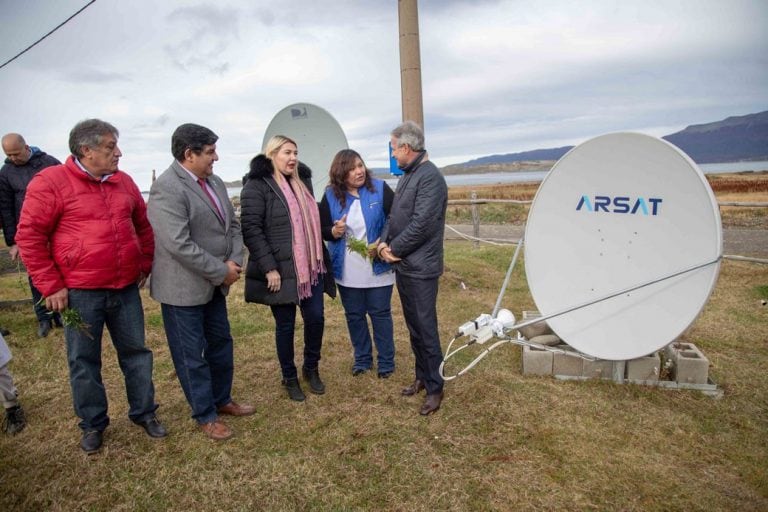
[60,67,132,83]
[163,3,241,73]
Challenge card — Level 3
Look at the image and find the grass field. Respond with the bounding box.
[0,177,766,511]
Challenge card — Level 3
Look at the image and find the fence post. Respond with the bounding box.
[471,190,479,249]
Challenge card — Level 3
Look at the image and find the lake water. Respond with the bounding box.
[140,160,767,201]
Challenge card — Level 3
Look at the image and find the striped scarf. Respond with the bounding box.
[275,172,325,299]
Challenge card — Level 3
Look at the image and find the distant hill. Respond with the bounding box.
[444,110,768,171]
[662,110,768,163]
[457,146,573,167]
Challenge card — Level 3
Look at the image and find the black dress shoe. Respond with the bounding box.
[352,368,369,376]
[37,320,52,338]
[135,416,168,438]
[377,371,393,379]
[419,392,444,416]
[401,379,425,396]
[3,405,26,435]
[302,367,325,395]
[0,327,10,336]
[80,430,103,454]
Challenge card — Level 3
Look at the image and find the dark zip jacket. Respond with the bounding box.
[240,154,335,305]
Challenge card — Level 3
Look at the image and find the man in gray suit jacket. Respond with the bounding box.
[148,123,254,441]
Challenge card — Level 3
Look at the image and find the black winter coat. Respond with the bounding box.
[380,158,447,279]
[0,149,60,246]
[240,154,335,305]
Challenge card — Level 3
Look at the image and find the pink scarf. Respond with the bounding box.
[276,173,326,299]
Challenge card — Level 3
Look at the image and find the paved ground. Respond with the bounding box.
[445,224,768,260]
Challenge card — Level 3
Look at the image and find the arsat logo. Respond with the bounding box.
[576,195,663,215]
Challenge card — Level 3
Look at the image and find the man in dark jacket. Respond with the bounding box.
[378,121,448,415]
[0,133,62,336]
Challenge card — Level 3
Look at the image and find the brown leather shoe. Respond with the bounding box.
[401,379,425,396]
[199,420,233,440]
[419,392,444,416]
[217,401,256,416]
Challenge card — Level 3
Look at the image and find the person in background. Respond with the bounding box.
[0,133,62,337]
[319,149,396,378]
[240,135,336,402]
[16,119,166,453]
[1,333,26,435]
[148,123,254,442]
[378,121,448,416]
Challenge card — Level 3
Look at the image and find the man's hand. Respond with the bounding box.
[377,242,402,263]
[45,288,69,312]
[266,269,281,293]
[137,272,148,289]
[8,245,19,261]
[223,260,242,286]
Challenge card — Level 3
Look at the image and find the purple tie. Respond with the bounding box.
[197,178,223,220]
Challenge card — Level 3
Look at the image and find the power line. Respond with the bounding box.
[0,0,97,71]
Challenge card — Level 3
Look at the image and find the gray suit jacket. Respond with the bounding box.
[147,160,243,306]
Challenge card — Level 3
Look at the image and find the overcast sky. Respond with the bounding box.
[1,0,766,191]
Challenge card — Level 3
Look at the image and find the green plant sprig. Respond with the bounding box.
[36,298,94,340]
[345,234,371,261]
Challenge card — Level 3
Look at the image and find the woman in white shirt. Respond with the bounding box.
[319,150,396,378]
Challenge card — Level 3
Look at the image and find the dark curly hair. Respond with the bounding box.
[327,149,374,209]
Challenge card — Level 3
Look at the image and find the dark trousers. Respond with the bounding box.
[270,280,324,380]
[65,285,157,431]
[396,274,444,395]
[161,288,234,425]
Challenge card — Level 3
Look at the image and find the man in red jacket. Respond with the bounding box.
[15,119,166,454]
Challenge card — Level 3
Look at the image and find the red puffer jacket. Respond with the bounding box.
[15,156,153,296]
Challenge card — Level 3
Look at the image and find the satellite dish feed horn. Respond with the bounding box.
[441,132,722,378]
[262,103,349,195]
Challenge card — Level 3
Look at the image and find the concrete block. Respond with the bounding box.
[582,359,613,379]
[519,310,554,339]
[664,341,695,362]
[673,344,709,384]
[553,345,584,377]
[626,353,660,382]
[522,345,553,375]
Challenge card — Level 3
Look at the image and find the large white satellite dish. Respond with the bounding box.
[262,103,348,196]
[524,133,722,360]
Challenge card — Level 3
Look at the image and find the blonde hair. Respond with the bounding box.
[263,134,306,189]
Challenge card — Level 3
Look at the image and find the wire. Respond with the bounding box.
[0,0,97,71]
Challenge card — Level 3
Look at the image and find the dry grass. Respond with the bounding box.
[1,244,766,511]
[1,174,766,511]
[447,172,768,229]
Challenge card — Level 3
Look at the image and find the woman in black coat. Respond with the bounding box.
[240,135,335,402]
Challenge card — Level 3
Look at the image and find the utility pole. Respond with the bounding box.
[398,0,424,132]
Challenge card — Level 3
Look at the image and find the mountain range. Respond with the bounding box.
[443,110,768,172]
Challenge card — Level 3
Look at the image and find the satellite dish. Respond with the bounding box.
[524,133,722,360]
[262,103,348,196]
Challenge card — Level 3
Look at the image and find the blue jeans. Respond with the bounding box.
[396,275,444,395]
[65,285,157,432]
[270,280,324,380]
[338,284,395,374]
[161,288,234,425]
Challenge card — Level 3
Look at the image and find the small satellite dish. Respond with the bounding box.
[262,103,348,196]
[524,133,722,360]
